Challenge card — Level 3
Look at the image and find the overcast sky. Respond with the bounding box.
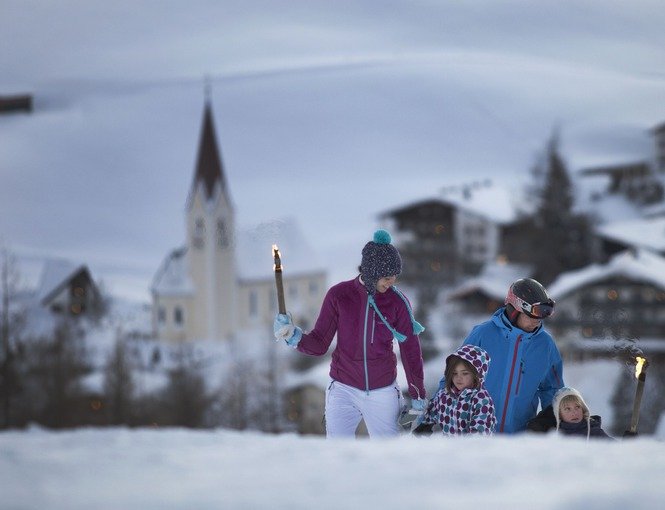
[1,0,664,302]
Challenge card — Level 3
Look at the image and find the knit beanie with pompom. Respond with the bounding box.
[360,229,402,295]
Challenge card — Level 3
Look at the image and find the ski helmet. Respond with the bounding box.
[505,278,555,319]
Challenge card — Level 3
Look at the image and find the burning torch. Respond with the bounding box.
[272,244,286,315]
[625,356,649,437]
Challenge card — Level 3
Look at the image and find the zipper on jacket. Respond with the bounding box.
[515,360,524,395]
[371,308,376,344]
[499,334,522,433]
[363,298,371,394]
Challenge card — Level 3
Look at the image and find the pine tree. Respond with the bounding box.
[529,131,593,285]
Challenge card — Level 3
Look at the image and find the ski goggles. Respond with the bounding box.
[506,291,555,319]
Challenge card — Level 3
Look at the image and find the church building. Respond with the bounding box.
[151,99,327,342]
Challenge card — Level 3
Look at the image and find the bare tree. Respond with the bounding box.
[24,319,92,428]
[0,246,26,429]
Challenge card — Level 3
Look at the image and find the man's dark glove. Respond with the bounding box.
[412,422,434,436]
[526,405,556,432]
[623,430,638,438]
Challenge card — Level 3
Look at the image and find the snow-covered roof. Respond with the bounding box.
[36,258,90,304]
[380,181,524,225]
[150,247,195,296]
[595,217,665,253]
[572,172,645,223]
[439,182,522,224]
[548,249,665,298]
[236,218,326,281]
[447,262,532,301]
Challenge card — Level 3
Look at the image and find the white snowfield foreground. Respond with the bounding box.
[1,427,663,510]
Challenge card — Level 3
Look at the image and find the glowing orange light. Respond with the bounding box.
[635,356,647,379]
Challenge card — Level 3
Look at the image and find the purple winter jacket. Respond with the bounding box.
[296,277,426,399]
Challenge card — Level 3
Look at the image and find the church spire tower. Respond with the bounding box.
[185,93,237,341]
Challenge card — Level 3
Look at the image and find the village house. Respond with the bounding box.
[11,258,105,340]
[547,249,665,360]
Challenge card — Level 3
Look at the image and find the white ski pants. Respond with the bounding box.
[325,380,402,438]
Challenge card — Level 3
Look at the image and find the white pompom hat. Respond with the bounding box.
[552,386,590,432]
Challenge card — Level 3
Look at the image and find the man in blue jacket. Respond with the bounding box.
[462,278,563,433]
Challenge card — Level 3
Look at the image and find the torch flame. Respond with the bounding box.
[635,356,646,379]
[272,244,282,271]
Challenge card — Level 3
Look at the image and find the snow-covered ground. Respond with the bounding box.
[3,280,662,509]
[1,352,662,509]
[1,426,663,510]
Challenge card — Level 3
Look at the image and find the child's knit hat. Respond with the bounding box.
[360,229,402,295]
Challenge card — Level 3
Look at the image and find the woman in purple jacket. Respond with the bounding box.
[274,230,426,438]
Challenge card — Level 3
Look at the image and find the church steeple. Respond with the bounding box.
[191,98,228,202]
[184,93,237,342]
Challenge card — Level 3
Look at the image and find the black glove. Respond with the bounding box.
[526,405,556,432]
[622,430,638,438]
[412,422,434,436]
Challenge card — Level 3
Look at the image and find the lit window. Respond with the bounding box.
[607,289,618,301]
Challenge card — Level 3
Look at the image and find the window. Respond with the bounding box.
[249,290,258,317]
[158,307,166,323]
[193,218,205,249]
[309,281,318,296]
[217,218,229,248]
[270,288,276,311]
[174,307,184,326]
